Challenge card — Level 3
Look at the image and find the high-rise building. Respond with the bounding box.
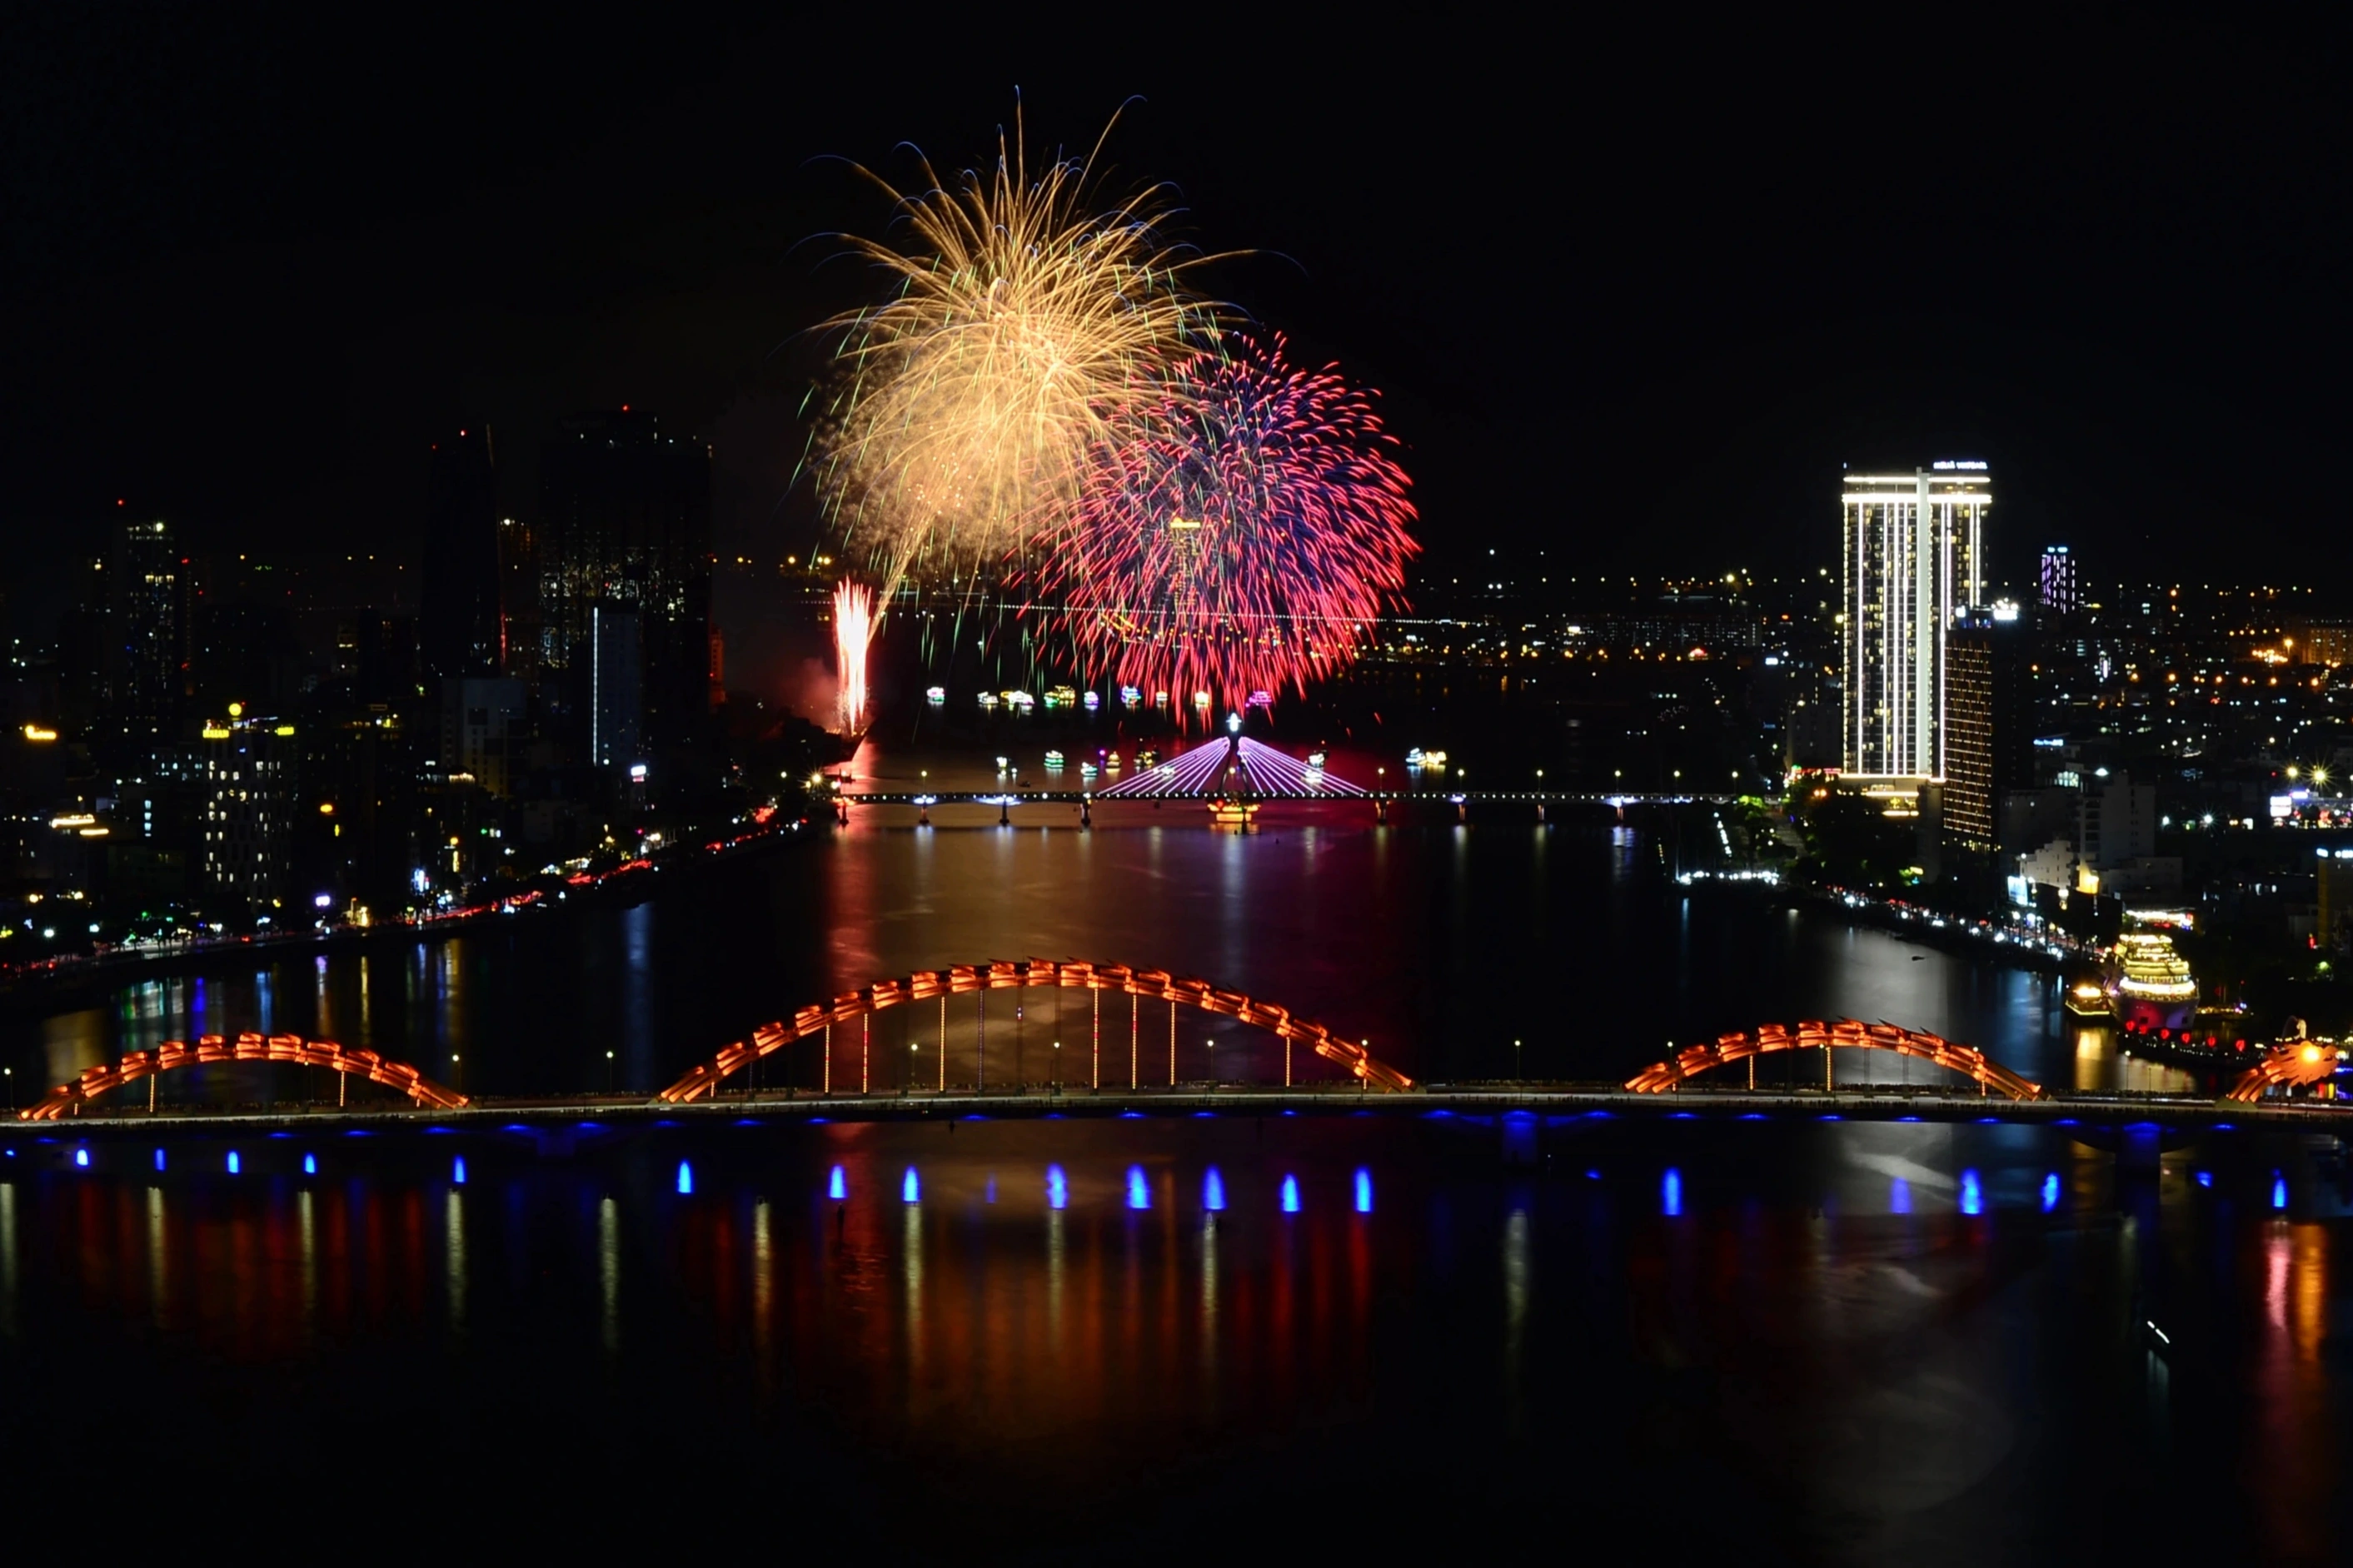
[198,713,290,913]
[2039,545,2076,615]
[1943,605,2034,847]
[108,516,182,746]
[537,411,712,760]
[419,427,504,685]
[1840,463,1990,778]
[589,605,642,769]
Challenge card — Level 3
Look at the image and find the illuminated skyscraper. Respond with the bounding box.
[109,515,182,745]
[2038,545,2076,615]
[1840,463,1990,778]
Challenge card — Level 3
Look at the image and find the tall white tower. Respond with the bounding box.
[1840,463,1990,777]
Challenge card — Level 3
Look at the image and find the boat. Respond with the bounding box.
[2063,976,2111,1018]
[1104,753,1121,774]
[1135,749,1159,767]
[925,685,946,705]
[1044,750,1066,769]
[2107,933,2198,1031]
[977,692,1000,709]
[1207,799,1259,833]
[1307,749,1328,769]
[1045,685,1078,708]
[1079,762,1099,779]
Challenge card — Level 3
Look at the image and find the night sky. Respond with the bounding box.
[6,7,2351,637]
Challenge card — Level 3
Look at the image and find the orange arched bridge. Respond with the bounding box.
[659,958,1413,1103]
[19,1032,468,1122]
[1626,1019,2046,1100]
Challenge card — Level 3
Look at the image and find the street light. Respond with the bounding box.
[1514,1038,1523,1078]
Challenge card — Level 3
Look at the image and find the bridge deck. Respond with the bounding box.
[842,791,1733,805]
[10,1083,2348,1137]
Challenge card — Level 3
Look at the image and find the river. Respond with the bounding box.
[0,773,2343,1560]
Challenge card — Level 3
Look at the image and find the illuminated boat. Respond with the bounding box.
[1045,684,1078,708]
[1135,749,1159,767]
[977,692,1000,709]
[1207,799,1259,832]
[1044,750,1066,769]
[925,685,946,704]
[1103,753,1121,774]
[2063,976,2111,1018]
[1307,749,1328,769]
[2107,933,2198,1031]
[1079,762,1099,779]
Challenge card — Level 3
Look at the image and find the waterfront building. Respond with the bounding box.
[198,711,290,913]
[1840,463,1990,779]
[1943,605,2035,847]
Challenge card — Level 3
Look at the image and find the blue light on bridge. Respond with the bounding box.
[828,1166,847,1200]
[303,1153,317,1176]
[1890,1178,1912,1214]
[452,1156,467,1186]
[227,1152,241,1175]
[675,1160,693,1196]
[1203,1167,1226,1211]
[2272,1172,2287,1211]
[902,1167,920,1204]
[73,1147,87,1168]
[1127,1166,1149,1210]
[2041,1173,2061,1212]
[1662,1168,1682,1216]
[1353,1168,1374,1213]
[1959,1169,1982,1217]
[1047,1164,1069,1210]
[153,1149,165,1172]
[1280,1174,1300,1213]
[2195,1170,2212,1188]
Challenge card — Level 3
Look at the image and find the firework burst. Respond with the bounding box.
[832,580,878,734]
[1046,333,1417,719]
[815,110,1225,589]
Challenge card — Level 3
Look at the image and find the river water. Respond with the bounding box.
[0,775,2346,1559]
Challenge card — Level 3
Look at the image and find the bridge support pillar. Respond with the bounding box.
[1536,801,1547,824]
[835,798,849,827]
[1081,797,1091,829]
[1457,800,1468,824]
[1376,799,1388,824]
[1000,797,1011,828]
[2119,1122,2162,1179]
[918,803,930,828]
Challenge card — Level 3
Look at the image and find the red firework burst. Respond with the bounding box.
[1044,334,1416,719]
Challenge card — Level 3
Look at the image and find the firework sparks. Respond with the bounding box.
[833,580,878,734]
[1046,334,1417,719]
[815,110,1225,588]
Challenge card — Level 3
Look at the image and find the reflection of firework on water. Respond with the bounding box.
[832,580,878,734]
[815,111,1224,588]
[1045,334,1416,719]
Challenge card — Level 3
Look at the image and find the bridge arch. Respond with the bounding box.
[659,958,1413,1102]
[19,1033,468,1121]
[1626,1020,2045,1101]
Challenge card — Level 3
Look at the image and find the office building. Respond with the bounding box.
[2039,545,2076,615]
[1840,462,1990,778]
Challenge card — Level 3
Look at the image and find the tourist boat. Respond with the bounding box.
[1079,762,1099,779]
[1103,753,1121,774]
[925,685,946,705]
[2063,975,2111,1018]
[1135,749,1159,767]
[1044,750,1066,769]
[1045,684,1078,708]
[2106,933,2198,1031]
[976,692,1000,709]
[1307,749,1328,769]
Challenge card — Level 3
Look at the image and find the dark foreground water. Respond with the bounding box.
[2,801,2349,1559]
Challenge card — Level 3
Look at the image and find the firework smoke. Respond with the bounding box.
[1044,334,1417,719]
[832,580,878,734]
[815,110,1225,588]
